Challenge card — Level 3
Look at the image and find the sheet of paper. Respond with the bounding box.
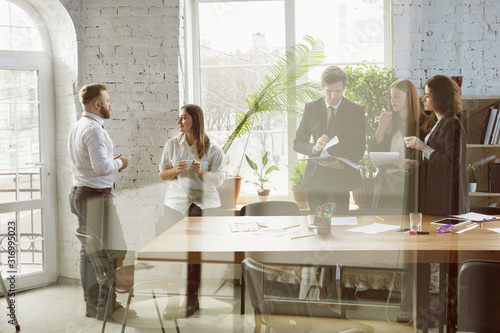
[321,136,339,156]
[450,212,500,221]
[488,228,500,234]
[346,223,400,234]
[331,217,358,226]
[369,152,401,167]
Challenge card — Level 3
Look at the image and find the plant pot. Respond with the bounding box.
[291,186,309,210]
[258,189,271,201]
[352,177,377,209]
[218,176,243,208]
[469,183,477,193]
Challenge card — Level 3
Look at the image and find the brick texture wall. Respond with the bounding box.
[393,0,500,95]
[54,0,183,279]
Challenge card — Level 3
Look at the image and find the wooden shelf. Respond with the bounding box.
[461,95,500,99]
[469,192,500,197]
[467,144,500,148]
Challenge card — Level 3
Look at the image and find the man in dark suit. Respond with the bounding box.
[294,66,366,215]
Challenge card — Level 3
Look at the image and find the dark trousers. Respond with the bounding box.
[160,204,220,300]
[306,189,350,215]
[70,187,126,315]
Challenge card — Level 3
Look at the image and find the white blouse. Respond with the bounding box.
[159,134,226,214]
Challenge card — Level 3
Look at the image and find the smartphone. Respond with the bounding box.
[394,228,411,234]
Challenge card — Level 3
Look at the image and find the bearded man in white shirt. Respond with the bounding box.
[68,83,131,321]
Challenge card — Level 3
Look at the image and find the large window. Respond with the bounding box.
[0,0,57,289]
[188,0,389,198]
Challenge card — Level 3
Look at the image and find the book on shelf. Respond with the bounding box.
[482,108,494,144]
[485,108,500,144]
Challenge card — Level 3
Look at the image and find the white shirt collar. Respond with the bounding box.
[82,111,105,127]
[324,97,342,110]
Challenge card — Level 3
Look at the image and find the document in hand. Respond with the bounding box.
[298,136,361,170]
[369,152,402,167]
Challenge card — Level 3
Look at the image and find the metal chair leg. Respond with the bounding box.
[151,289,166,333]
[101,281,113,333]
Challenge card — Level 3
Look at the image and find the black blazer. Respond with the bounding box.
[294,97,366,193]
[418,114,469,215]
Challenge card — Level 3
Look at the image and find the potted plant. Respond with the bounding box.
[217,35,325,207]
[245,151,280,201]
[468,164,477,192]
[343,61,397,208]
[285,160,308,209]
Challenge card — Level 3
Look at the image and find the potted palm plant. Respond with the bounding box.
[343,61,396,208]
[245,151,280,201]
[218,35,325,207]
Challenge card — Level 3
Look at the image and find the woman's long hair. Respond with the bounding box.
[422,75,462,133]
[182,104,210,159]
[389,79,425,137]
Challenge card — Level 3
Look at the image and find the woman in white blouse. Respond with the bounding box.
[158,104,226,318]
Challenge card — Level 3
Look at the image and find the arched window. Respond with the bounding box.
[0,0,44,51]
[0,0,57,289]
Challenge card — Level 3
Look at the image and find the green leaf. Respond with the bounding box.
[245,154,258,171]
[262,151,269,167]
[264,165,280,176]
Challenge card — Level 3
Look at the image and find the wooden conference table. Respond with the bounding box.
[138,215,500,331]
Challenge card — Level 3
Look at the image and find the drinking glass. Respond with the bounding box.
[410,212,422,231]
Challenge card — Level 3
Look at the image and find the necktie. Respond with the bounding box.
[327,106,336,134]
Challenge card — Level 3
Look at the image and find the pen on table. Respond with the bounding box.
[376,216,384,221]
[409,230,429,235]
[283,224,300,230]
[455,224,479,234]
[291,234,315,240]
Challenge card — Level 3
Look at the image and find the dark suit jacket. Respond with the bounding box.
[418,114,469,215]
[294,97,366,194]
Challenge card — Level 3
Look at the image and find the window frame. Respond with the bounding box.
[0,0,57,289]
[185,0,392,203]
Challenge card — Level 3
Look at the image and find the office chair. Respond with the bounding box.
[242,257,374,333]
[239,201,301,216]
[239,201,309,313]
[0,262,20,331]
[457,259,500,332]
[75,229,180,333]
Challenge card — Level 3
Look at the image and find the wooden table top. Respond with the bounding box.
[137,215,500,265]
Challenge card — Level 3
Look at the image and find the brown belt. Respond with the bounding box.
[76,186,112,194]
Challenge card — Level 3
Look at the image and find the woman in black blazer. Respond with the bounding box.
[405,75,469,216]
[404,75,469,329]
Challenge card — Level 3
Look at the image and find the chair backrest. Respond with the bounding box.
[242,257,312,320]
[240,201,300,216]
[457,259,500,332]
[75,229,113,285]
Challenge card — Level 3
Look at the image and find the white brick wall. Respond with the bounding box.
[393,0,500,94]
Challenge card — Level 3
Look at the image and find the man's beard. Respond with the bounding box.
[100,105,110,119]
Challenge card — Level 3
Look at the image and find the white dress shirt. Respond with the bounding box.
[159,134,226,214]
[423,117,442,160]
[68,112,123,188]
